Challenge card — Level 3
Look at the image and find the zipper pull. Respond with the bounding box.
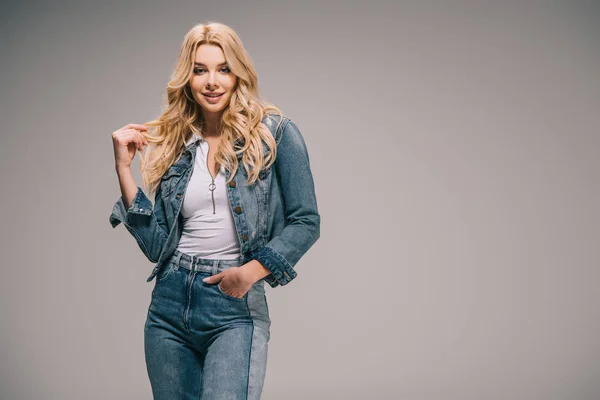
[209,180,216,214]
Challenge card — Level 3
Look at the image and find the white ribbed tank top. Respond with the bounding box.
[175,134,242,259]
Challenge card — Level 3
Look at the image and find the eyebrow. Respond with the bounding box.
[194,62,228,66]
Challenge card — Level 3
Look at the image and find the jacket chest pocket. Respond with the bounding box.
[239,163,272,182]
[161,165,186,197]
[237,144,273,183]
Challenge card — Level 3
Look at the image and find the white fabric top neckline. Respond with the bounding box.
[175,132,241,259]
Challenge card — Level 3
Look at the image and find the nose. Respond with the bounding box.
[206,72,218,89]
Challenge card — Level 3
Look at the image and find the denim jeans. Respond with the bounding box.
[144,249,271,399]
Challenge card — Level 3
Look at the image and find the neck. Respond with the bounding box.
[201,112,222,137]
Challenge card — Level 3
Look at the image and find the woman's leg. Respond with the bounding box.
[200,325,269,400]
[196,269,272,400]
[145,319,204,399]
[144,260,204,399]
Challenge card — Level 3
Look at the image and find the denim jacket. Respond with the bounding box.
[109,113,320,288]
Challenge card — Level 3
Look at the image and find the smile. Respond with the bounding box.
[203,93,224,103]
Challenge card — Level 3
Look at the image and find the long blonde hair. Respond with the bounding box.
[139,21,284,195]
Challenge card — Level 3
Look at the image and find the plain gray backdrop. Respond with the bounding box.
[1,1,599,399]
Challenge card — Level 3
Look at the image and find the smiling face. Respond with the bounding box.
[189,44,238,119]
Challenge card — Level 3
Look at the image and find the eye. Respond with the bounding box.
[193,67,231,74]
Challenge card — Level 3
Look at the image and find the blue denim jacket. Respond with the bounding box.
[109,113,320,288]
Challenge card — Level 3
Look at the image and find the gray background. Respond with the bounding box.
[1,1,599,399]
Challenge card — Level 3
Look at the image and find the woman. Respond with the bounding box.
[108,21,320,399]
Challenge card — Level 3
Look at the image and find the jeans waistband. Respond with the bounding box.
[169,249,244,275]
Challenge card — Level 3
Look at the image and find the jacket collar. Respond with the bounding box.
[185,113,278,149]
[185,131,245,150]
[185,132,204,148]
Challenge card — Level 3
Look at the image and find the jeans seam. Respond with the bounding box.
[245,298,253,400]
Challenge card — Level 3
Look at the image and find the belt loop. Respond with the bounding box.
[212,259,218,276]
[173,251,183,271]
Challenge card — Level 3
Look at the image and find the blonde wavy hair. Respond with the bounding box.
[138,21,284,195]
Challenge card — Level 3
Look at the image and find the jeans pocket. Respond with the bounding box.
[216,282,248,302]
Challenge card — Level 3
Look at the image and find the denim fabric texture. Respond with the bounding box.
[144,250,271,399]
[109,113,321,288]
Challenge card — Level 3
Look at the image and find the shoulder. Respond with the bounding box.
[262,112,293,142]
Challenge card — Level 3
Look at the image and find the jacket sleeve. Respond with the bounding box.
[251,118,321,287]
[108,184,169,263]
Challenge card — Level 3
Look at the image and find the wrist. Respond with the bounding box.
[241,260,271,283]
[116,164,131,175]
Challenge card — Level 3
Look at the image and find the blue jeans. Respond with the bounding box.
[144,249,271,399]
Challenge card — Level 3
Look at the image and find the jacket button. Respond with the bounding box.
[228,180,236,188]
[241,233,248,241]
[234,206,242,214]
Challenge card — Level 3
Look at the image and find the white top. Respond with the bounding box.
[174,133,242,259]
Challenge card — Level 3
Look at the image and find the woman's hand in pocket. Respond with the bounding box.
[203,267,255,299]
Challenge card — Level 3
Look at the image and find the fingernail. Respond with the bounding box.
[203,277,209,282]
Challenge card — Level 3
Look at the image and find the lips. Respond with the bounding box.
[203,92,224,104]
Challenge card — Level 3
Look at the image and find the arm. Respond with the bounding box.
[250,118,321,287]
[109,171,169,264]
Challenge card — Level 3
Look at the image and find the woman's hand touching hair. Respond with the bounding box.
[111,123,149,210]
[112,123,149,170]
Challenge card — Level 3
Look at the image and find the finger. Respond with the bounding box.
[138,132,149,147]
[130,131,143,151]
[203,272,222,283]
[117,129,139,141]
[125,123,148,131]
[128,132,141,151]
[123,130,143,151]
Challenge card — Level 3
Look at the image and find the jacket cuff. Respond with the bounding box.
[109,186,153,228]
[253,246,297,288]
